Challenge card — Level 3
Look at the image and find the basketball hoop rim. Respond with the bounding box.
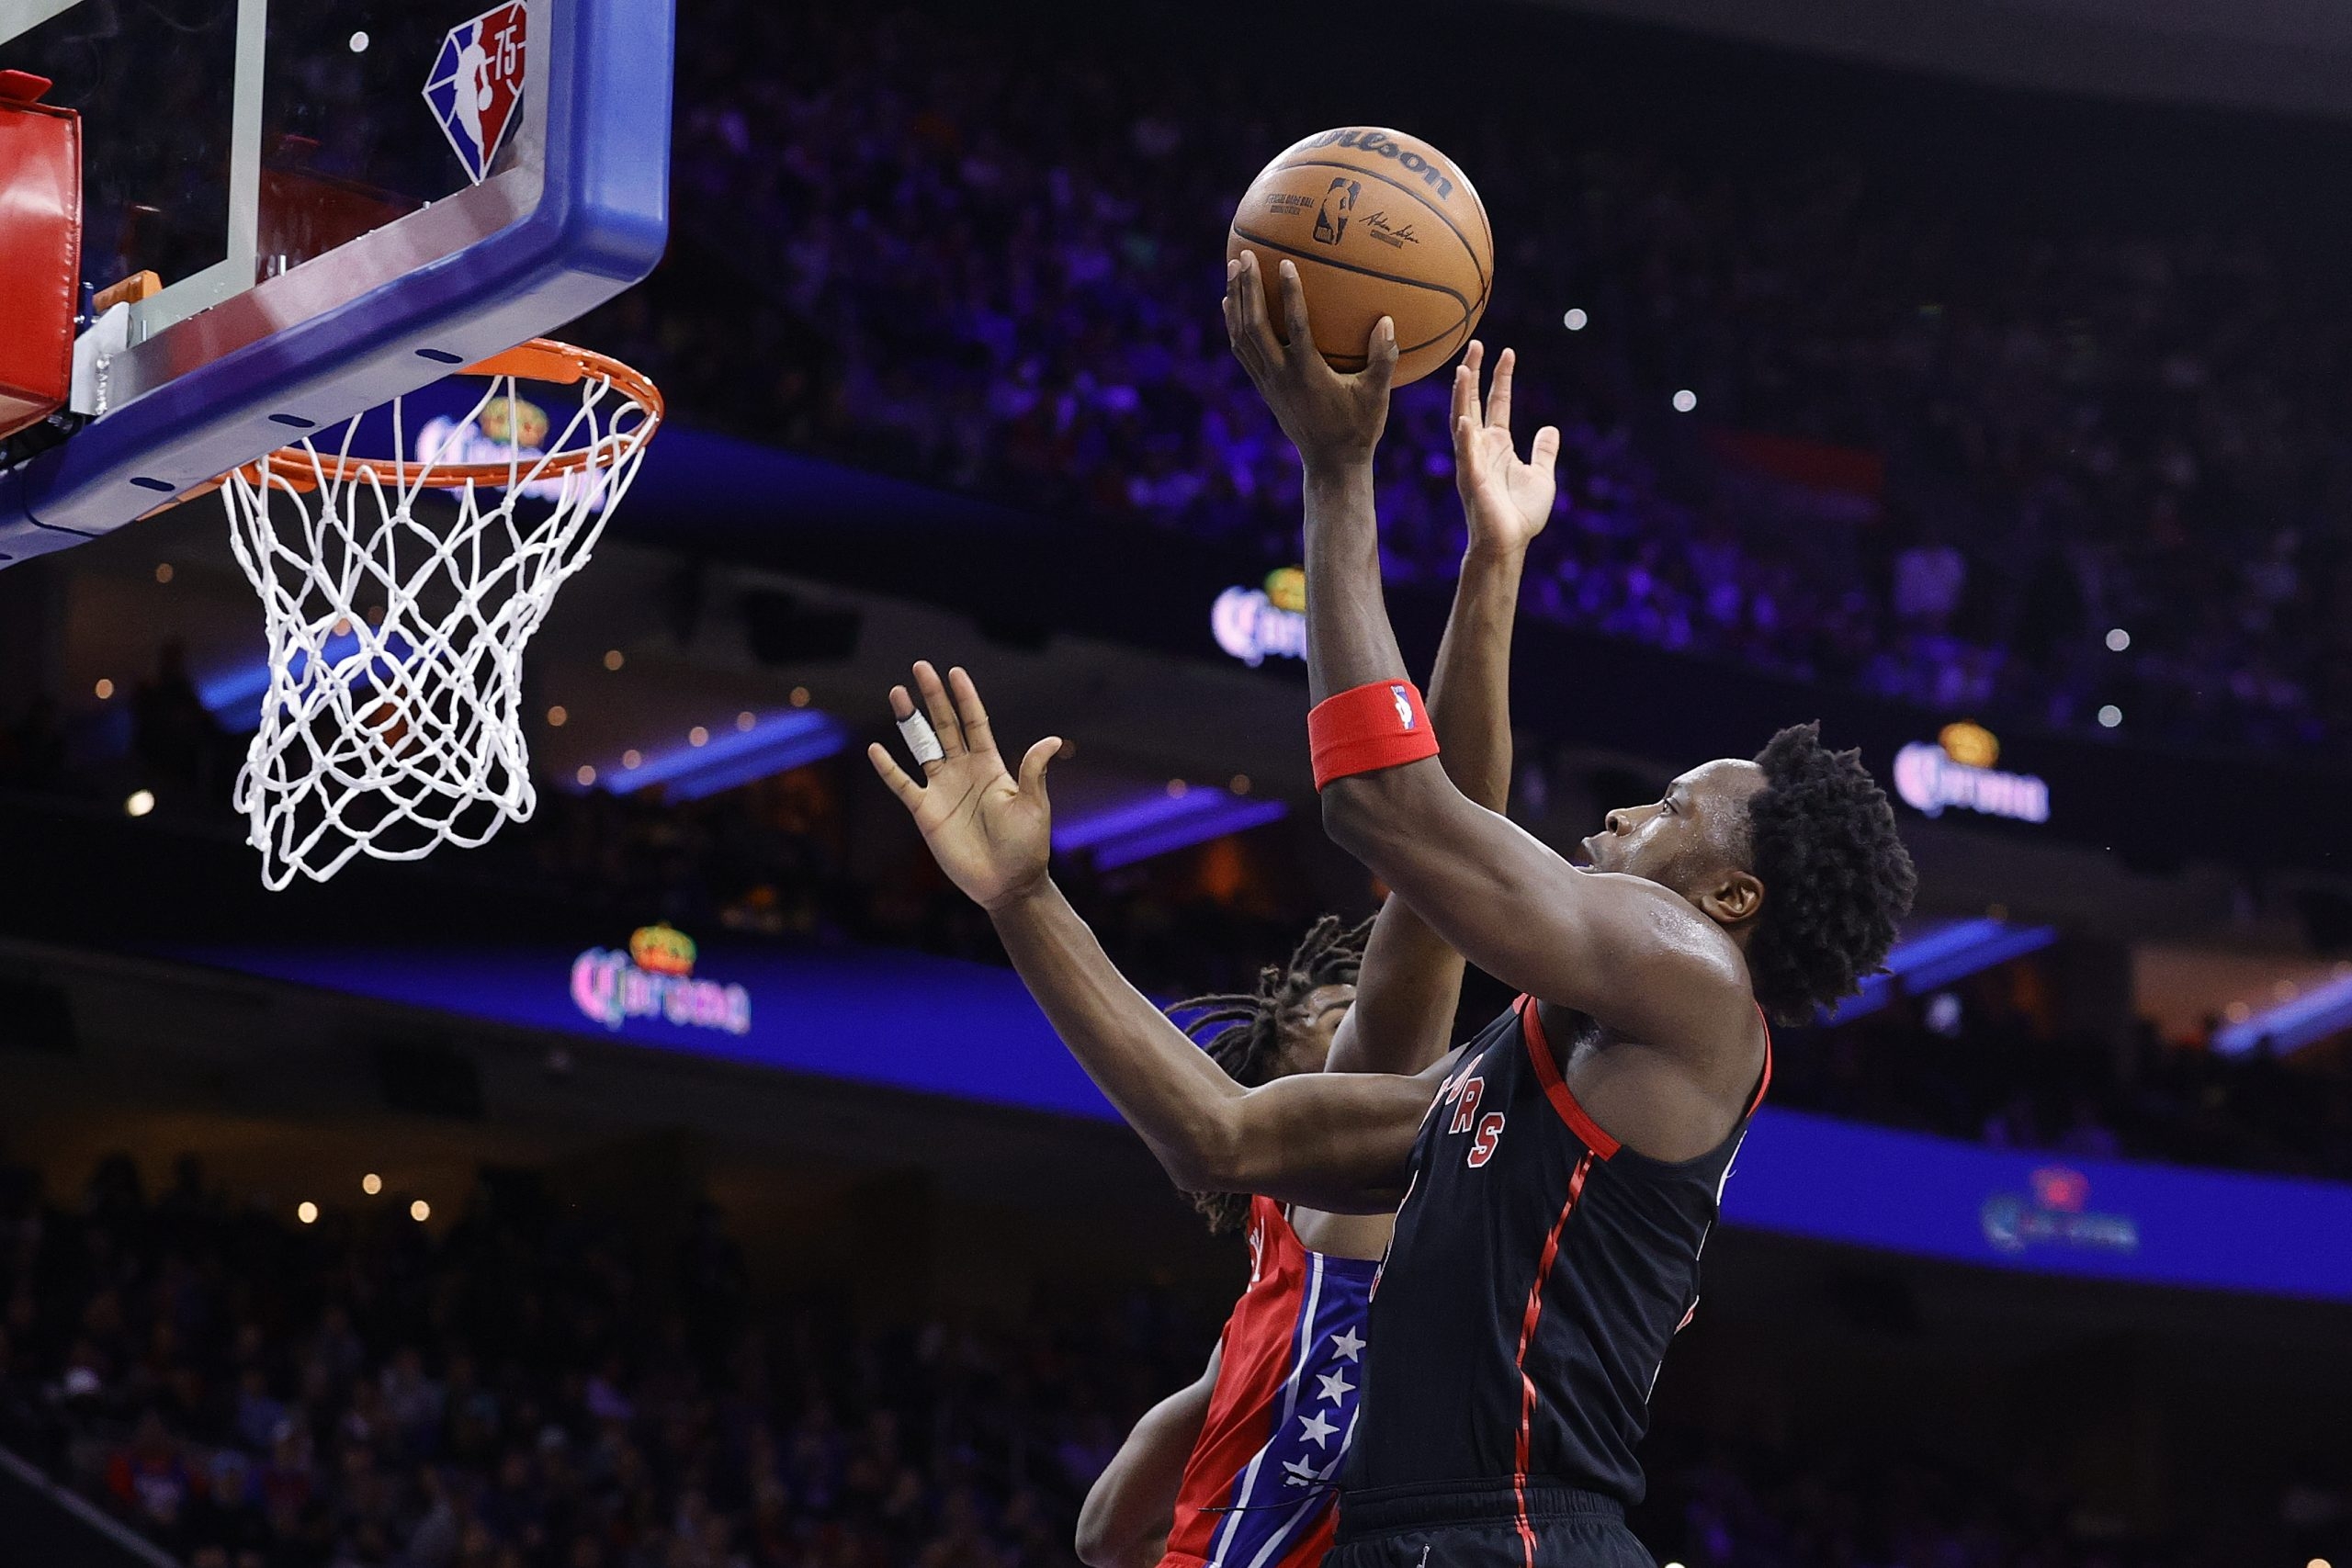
[239,337,663,491]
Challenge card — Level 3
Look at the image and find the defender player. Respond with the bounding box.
[871,267,1913,1566]
[1069,347,1551,1568]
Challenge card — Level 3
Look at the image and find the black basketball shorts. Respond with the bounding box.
[1327,1480,1656,1568]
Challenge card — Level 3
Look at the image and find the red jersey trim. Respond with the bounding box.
[1511,1148,1597,1566]
[1746,1006,1775,1118]
[1516,997,1621,1160]
[1520,998,1774,1156]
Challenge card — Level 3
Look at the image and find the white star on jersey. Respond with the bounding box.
[1316,1368,1354,1404]
[1329,1326,1365,1361]
[1297,1409,1339,1448]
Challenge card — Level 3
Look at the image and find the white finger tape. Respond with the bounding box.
[897,710,944,764]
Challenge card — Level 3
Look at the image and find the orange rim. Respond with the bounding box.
[232,338,664,492]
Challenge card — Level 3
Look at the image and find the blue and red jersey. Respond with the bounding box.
[1162,1195,1375,1568]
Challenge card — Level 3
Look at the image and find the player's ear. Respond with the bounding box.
[1702,869,1764,928]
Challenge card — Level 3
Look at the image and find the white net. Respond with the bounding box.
[222,345,660,887]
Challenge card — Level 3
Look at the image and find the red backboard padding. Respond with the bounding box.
[0,76,80,442]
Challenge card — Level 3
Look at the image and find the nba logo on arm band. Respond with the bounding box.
[1308,680,1440,791]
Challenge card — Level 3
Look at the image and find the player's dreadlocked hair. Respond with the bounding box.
[1170,914,1373,1235]
[1742,722,1917,1027]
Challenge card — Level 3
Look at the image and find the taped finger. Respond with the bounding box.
[898,708,945,766]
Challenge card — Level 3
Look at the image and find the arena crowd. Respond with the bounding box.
[0,1156,2309,1568]
[593,0,2352,759]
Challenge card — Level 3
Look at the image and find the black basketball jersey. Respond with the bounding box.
[1341,996,1769,1520]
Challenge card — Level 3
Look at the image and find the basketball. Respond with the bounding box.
[1227,128,1492,386]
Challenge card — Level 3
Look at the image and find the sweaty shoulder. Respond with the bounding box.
[1562,870,1754,1038]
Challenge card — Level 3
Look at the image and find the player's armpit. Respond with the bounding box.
[1322,761,1752,1053]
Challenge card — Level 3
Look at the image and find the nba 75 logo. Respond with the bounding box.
[1314,177,1360,244]
[424,3,528,185]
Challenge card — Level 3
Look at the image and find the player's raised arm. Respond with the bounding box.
[867,662,1442,1212]
[1326,343,1549,1076]
[1074,1341,1220,1568]
[1224,254,1757,1058]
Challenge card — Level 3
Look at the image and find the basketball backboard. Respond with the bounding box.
[0,0,672,565]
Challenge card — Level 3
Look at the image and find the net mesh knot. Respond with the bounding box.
[224,363,656,887]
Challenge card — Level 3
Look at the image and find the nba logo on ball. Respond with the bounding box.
[424,3,528,185]
[1228,127,1492,385]
[1314,178,1359,245]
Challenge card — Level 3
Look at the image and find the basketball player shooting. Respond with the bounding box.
[872,266,1913,1566]
[1214,250,1917,1565]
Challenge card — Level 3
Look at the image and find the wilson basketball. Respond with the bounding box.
[1227,128,1492,386]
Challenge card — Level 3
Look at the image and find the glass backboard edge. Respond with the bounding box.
[0,0,672,565]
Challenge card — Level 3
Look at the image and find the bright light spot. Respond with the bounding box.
[1166,779,1189,797]
[736,711,756,731]
[361,1173,382,1195]
[2225,1001,2251,1022]
[603,649,625,671]
[1230,774,1251,795]
[2105,627,2131,652]
[621,749,642,770]
[2275,979,2299,1000]
[546,705,568,728]
[575,764,597,786]
[94,679,114,700]
[154,563,174,584]
[410,1200,431,1222]
[348,30,369,52]
[297,1201,319,1224]
[789,686,811,708]
[2097,705,2122,728]
[688,726,709,747]
[1562,308,1589,332]
[333,617,352,637]
[1671,389,1697,413]
[1923,992,1962,1036]
[125,790,155,818]
[2308,1558,2331,1568]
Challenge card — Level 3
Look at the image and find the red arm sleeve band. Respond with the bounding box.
[1309,679,1441,791]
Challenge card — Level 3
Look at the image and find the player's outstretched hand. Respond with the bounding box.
[867,661,1062,912]
[1452,341,1559,558]
[1224,251,1397,471]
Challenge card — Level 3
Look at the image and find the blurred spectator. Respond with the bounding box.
[106,1408,197,1530]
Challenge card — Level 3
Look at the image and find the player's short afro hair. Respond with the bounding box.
[1742,723,1916,1026]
